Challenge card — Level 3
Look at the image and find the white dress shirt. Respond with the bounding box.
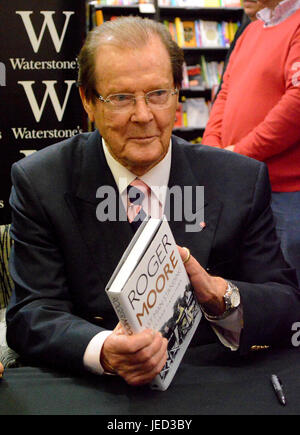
[83,138,243,375]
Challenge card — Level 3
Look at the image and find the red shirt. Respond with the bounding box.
[203,10,300,192]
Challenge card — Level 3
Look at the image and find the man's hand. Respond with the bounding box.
[177,246,227,316]
[100,323,168,386]
[0,362,4,379]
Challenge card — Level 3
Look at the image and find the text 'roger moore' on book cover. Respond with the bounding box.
[105,216,202,391]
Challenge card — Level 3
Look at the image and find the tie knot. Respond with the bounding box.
[127,179,150,206]
[127,179,150,230]
[127,185,144,205]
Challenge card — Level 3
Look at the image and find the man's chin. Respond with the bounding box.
[125,154,164,175]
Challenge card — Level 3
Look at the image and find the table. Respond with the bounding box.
[0,343,299,415]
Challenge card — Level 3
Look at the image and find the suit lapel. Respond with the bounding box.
[167,137,223,268]
[65,130,133,287]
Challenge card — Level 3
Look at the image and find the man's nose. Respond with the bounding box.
[130,96,154,123]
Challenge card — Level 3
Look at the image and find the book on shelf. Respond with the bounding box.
[93,0,141,5]
[182,21,197,47]
[222,0,241,7]
[185,98,209,128]
[167,21,177,43]
[182,63,206,90]
[158,0,241,5]
[176,0,203,5]
[175,97,210,128]
[182,58,223,90]
[95,10,104,25]
[199,20,220,47]
[105,216,202,391]
[203,0,221,7]
[200,55,224,88]
[165,18,238,48]
[174,17,184,47]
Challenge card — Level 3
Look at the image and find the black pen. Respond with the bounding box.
[271,374,286,406]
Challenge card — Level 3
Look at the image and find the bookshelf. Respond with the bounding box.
[86,0,243,142]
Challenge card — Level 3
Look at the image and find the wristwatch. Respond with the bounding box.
[203,281,240,321]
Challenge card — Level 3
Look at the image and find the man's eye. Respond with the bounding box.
[112,94,132,103]
[151,90,167,97]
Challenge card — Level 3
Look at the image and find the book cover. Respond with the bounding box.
[194,20,202,47]
[105,217,202,391]
[181,62,189,88]
[187,64,205,89]
[203,0,221,6]
[199,20,221,47]
[222,0,241,7]
[95,10,104,26]
[182,21,197,48]
[185,98,209,128]
[168,22,177,44]
[200,55,209,88]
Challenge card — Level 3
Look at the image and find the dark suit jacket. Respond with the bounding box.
[6,130,300,373]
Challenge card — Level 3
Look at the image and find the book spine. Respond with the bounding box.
[107,292,137,335]
[175,17,184,47]
[95,10,104,26]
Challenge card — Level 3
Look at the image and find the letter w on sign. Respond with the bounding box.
[16,11,74,53]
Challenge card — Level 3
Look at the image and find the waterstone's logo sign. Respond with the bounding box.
[0,2,85,224]
[12,10,78,128]
[17,79,75,122]
[16,11,74,54]
[1,6,85,147]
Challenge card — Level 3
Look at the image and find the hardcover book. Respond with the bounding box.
[174,17,184,47]
[105,217,202,391]
[199,21,221,47]
[182,21,197,48]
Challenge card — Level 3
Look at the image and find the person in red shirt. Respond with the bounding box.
[203,0,300,284]
[214,0,264,100]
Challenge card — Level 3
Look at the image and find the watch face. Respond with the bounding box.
[225,284,240,310]
[231,289,240,308]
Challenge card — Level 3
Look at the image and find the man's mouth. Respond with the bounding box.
[129,136,156,143]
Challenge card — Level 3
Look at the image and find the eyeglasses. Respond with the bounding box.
[94,88,178,112]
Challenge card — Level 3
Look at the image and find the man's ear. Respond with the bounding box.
[79,87,95,123]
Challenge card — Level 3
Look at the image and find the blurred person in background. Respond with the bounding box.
[203,0,300,284]
[214,0,264,99]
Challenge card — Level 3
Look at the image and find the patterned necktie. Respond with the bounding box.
[127,179,150,232]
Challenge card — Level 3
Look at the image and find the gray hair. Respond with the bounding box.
[77,16,184,101]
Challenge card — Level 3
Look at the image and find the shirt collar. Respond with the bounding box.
[102,137,172,205]
[257,0,300,27]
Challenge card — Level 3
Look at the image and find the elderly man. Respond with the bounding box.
[6,17,300,387]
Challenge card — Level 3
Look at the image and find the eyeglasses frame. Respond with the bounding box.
[94,88,179,110]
